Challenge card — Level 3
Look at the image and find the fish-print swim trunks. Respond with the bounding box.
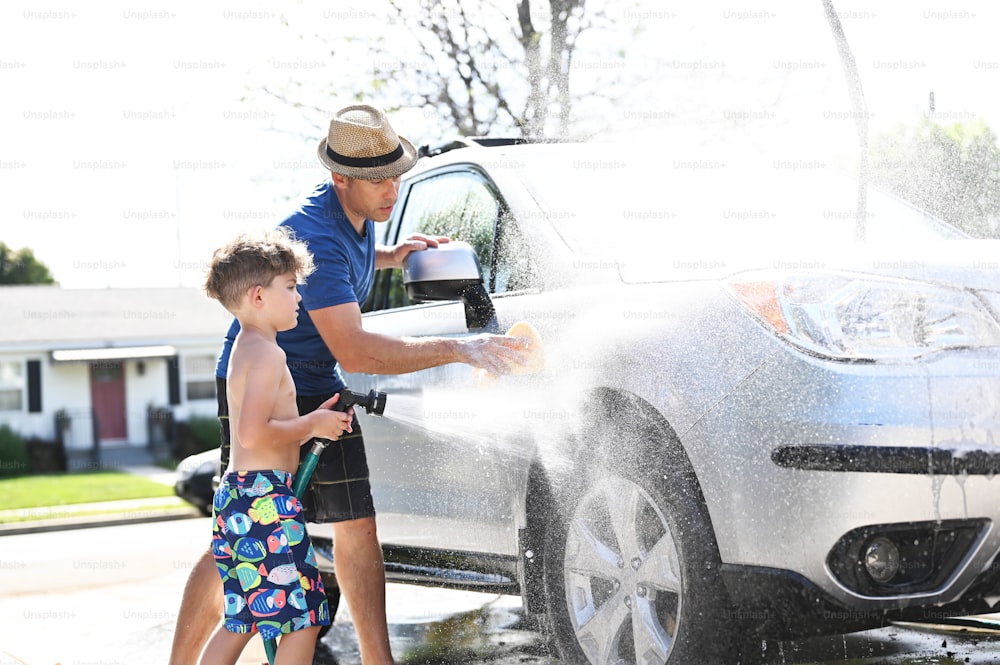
[211,469,330,638]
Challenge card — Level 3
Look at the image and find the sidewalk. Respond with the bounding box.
[0,496,203,535]
[0,454,204,536]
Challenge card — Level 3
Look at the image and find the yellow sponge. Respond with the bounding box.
[473,321,545,383]
[505,321,545,374]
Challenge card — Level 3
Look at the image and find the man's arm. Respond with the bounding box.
[310,301,528,376]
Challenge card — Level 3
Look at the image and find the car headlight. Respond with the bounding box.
[726,270,1000,361]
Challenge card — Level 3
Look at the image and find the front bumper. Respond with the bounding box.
[722,557,1000,639]
[687,349,1000,612]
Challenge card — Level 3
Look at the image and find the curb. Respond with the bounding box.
[0,501,205,536]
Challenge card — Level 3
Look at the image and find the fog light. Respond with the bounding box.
[828,519,987,596]
[864,536,901,583]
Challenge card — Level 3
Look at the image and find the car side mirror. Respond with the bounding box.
[402,241,498,331]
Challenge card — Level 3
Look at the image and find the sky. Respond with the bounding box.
[1,0,998,290]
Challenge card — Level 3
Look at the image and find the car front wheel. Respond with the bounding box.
[541,408,736,664]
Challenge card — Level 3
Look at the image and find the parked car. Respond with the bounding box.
[174,447,219,517]
[181,138,1000,662]
[176,139,1000,662]
[296,136,1000,664]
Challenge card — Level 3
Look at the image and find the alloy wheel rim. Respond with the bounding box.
[563,474,683,664]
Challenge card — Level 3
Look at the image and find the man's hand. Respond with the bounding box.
[376,233,451,270]
[459,333,535,376]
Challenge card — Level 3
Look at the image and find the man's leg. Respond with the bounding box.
[171,375,228,664]
[169,548,224,665]
[332,516,394,665]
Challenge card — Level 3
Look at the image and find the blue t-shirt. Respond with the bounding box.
[215,179,376,395]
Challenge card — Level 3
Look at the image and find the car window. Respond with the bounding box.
[407,170,499,271]
[376,170,507,311]
[494,208,537,293]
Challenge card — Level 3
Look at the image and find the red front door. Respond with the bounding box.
[90,362,127,441]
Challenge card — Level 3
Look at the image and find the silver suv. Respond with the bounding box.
[308,139,1000,664]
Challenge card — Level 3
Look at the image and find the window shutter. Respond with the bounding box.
[27,360,42,413]
[167,356,181,405]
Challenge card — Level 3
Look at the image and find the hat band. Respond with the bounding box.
[325,143,404,169]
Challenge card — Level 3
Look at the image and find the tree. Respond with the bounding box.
[258,0,641,143]
[251,1,863,154]
[0,243,56,285]
[870,117,1000,238]
[382,0,597,138]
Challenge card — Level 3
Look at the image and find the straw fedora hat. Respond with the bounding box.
[317,105,418,180]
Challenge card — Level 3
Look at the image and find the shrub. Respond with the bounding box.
[174,416,222,460]
[187,415,222,451]
[0,425,28,477]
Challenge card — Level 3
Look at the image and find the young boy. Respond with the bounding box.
[200,228,354,665]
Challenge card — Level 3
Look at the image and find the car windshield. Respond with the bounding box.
[514,151,967,258]
[505,0,980,257]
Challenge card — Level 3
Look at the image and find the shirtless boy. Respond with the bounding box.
[200,228,354,665]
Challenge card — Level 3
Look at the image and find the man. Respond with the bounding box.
[170,105,530,665]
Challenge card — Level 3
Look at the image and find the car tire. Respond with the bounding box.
[540,397,736,665]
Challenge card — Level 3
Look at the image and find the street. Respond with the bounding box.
[2,518,1000,664]
[0,517,544,665]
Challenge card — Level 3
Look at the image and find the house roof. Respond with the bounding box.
[0,285,233,352]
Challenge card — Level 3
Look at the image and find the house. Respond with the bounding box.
[0,285,233,461]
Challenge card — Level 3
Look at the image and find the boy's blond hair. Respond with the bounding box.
[204,227,315,312]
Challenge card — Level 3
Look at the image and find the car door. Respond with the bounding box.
[345,166,539,556]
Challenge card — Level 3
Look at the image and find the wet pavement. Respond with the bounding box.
[308,582,1000,665]
[322,597,1000,665]
[316,593,1000,665]
[4,502,1000,664]
[320,587,552,664]
[5,550,1000,664]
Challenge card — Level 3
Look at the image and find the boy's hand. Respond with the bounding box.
[314,393,354,440]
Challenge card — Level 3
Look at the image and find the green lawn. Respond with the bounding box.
[0,471,175,511]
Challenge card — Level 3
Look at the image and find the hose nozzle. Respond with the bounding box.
[333,388,387,416]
